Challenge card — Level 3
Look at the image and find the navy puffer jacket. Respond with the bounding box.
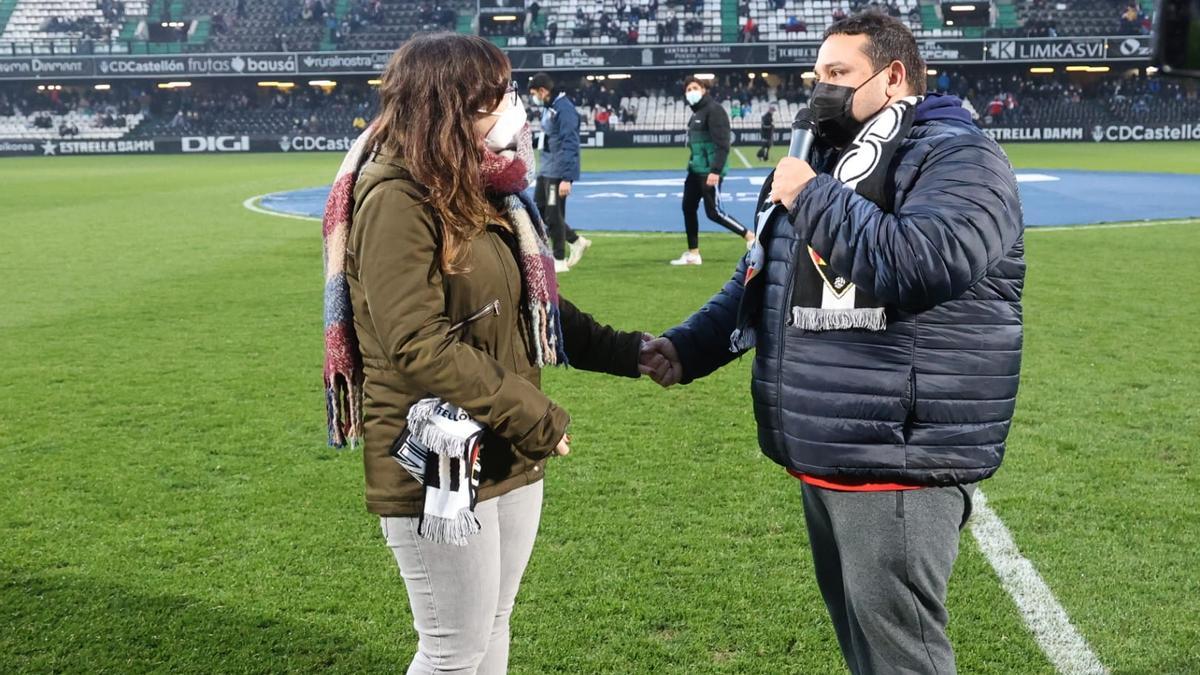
[663,95,1025,486]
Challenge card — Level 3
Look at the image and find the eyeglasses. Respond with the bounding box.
[477,80,519,116]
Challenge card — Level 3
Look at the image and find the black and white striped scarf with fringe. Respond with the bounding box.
[731,96,921,352]
[390,398,485,546]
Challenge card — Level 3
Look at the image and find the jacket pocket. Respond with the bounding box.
[450,299,500,334]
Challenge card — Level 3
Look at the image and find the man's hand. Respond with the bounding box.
[769,157,817,208]
[705,172,720,188]
[554,434,570,456]
[558,180,572,198]
[639,334,682,388]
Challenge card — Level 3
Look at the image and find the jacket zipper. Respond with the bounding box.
[450,299,500,333]
[777,239,796,449]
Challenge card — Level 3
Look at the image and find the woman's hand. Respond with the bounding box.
[554,434,571,456]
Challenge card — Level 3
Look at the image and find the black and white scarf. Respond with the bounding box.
[390,399,485,546]
[731,96,921,352]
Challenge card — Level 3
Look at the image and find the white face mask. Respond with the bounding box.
[482,97,527,153]
[685,90,703,106]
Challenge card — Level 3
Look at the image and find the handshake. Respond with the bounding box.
[638,334,683,388]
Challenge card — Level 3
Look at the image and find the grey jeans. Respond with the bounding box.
[381,481,544,675]
[801,482,976,675]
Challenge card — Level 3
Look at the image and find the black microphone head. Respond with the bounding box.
[792,106,814,131]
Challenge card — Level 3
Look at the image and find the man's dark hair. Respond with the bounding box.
[682,75,710,90]
[824,12,927,95]
[529,72,555,91]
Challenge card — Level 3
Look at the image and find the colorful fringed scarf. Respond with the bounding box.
[322,123,566,448]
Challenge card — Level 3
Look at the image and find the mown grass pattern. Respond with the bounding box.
[1,144,1197,673]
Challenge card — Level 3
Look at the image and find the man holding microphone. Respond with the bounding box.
[640,13,1025,674]
[529,72,591,272]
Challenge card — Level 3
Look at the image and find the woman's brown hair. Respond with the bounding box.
[368,33,511,273]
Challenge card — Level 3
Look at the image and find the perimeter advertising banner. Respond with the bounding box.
[0,36,1153,80]
[4,122,1198,157]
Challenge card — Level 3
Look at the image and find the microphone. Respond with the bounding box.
[787,106,815,160]
[754,106,814,233]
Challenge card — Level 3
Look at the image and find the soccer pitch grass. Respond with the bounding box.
[1,143,1197,673]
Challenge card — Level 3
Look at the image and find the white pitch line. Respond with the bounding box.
[732,147,753,169]
[243,194,321,221]
[1026,218,1196,233]
[970,489,1108,674]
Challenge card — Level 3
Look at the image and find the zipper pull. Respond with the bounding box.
[450,299,501,333]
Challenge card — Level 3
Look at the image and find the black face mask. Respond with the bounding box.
[809,65,890,147]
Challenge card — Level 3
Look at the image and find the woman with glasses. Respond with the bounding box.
[326,33,667,674]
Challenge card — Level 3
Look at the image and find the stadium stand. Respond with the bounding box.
[193,0,473,53]
[0,0,1162,54]
[4,68,1192,143]
[0,0,149,54]
[739,0,943,44]
[515,0,723,46]
[0,85,145,138]
[987,0,1155,38]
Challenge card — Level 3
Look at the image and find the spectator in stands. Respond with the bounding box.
[684,16,704,36]
[547,20,559,42]
[783,15,807,33]
[659,13,680,41]
[1120,2,1139,34]
[832,7,847,22]
[626,23,640,44]
[986,94,1004,120]
[936,70,950,92]
[528,72,591,270]
[526,0,541,30]
[740,16,760,42]
[671,76,752,266]
[282,0,299,25]
[595,106,612,130]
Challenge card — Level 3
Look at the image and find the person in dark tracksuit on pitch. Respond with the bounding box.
[756,104,776,161]
[528,72,591,272]
[671,76,753,266]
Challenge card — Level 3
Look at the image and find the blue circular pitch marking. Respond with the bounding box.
[258,168,1200,229]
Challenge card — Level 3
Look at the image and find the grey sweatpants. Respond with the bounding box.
[381,481,544,675]
[801,482,976,675]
